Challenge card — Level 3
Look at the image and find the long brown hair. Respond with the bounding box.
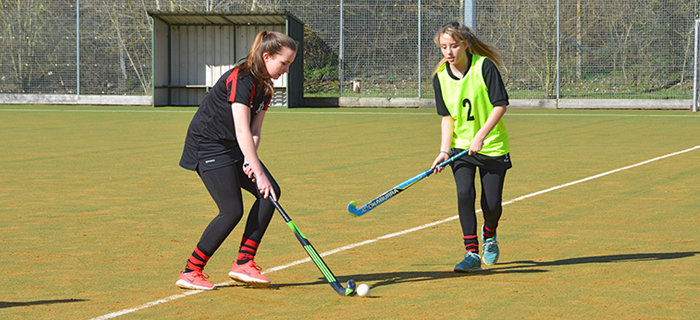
[433,21,503,75]
[237,30,298,96]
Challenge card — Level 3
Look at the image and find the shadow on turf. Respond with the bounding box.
[495,251,700,270]
[268,269,535,292]
[0,299,88,309]
[267,251,699,291]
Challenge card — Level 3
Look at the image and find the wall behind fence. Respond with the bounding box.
[0,0,697,101]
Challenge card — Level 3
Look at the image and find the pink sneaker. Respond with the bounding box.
[176,270,215,290]
[228,261,270,287]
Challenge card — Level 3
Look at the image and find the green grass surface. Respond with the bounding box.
[1,106,699,319]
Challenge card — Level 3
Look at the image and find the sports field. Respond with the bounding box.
[1,105,699,319]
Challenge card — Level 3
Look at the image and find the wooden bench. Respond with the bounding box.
[155,65,287,94]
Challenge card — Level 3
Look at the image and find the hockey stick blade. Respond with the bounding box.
[348,149,470,217]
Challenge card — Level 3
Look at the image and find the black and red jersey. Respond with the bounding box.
[179,67,272,172]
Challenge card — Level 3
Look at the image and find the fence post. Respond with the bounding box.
[464,0,477,31]
[694,18,699,112]
[77,0,80,95]
[339,0,344,97]
[418,0,422,98]
[556,0,560,104]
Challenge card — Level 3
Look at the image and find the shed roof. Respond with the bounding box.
[147,10,296,26]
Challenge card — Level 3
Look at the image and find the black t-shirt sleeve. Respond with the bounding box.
[229,75,255,107]
[433,74,450,116]
[482,59,509,107]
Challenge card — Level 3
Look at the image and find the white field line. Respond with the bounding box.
[89,145,698,319]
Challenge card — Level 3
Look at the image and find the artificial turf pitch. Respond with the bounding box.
[1,106,699,319]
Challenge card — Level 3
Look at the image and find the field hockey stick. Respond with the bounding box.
[347,148,471,217]
[269,196,356,296]
[246,165,356,296]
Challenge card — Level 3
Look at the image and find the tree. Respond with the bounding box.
[0,0,75,93]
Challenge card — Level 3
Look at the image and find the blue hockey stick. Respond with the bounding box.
[347,149,470,217]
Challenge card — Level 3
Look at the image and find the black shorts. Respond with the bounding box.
[180,145,243,172]
[450,148,512,172]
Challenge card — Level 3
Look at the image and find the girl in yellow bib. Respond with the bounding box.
[430,21,512,272]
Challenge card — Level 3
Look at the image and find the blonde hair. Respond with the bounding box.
[237,30,298,96]
[433,21,502,75]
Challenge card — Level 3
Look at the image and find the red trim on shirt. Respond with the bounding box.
[226,68,240,104]
[250,83,255,108]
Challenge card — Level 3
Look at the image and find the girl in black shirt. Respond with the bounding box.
[176,31,297,290]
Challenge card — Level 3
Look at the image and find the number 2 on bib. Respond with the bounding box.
[462,99,475,121]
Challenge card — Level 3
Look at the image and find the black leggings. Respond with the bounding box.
[195,161,281,257]
[451,158,507,239]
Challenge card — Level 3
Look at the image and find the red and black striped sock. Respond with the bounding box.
[463,235,479,254]
[236,237,260,265]
[184,245,211,273]
[483,225,497,239]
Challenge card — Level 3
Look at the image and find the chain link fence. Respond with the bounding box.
[1,0,698,102]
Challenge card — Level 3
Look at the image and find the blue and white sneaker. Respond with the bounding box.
[482,226,499,265]
[454,251,482,272]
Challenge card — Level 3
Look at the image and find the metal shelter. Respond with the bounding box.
[148,10,304,107]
